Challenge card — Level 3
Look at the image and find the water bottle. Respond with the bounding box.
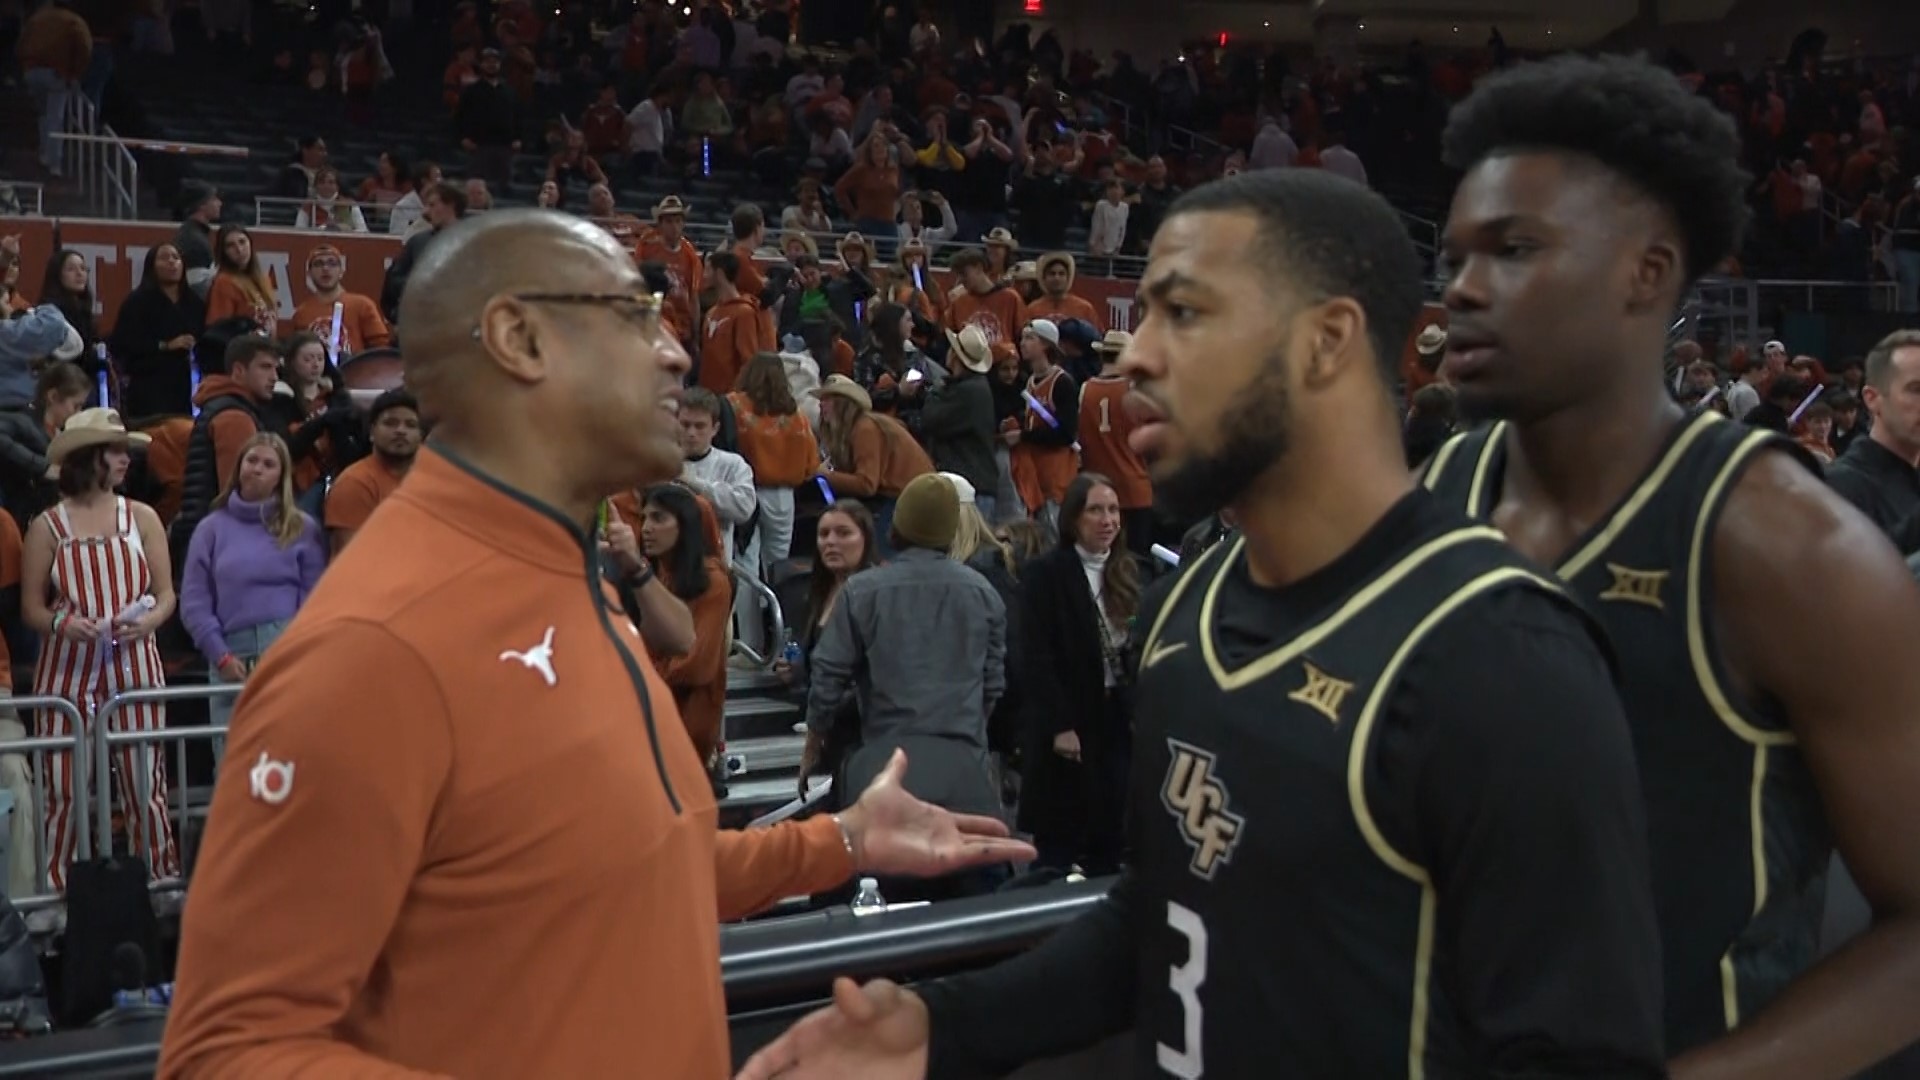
[780,636,803,666]
[850,877,886,916]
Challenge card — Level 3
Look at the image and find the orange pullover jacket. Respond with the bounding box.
[158,445,855,1080]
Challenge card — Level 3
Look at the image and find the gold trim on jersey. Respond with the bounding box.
[1686,428,1798,1031]
[1193,527,1510,691]
[1419,432,1469,491]
[1556,413,1721,581]
[1465,421,1507,516]
[1346,566,1562,1080]
[1138,531,1238,663]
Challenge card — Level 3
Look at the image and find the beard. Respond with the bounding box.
[1152,350,1293,522]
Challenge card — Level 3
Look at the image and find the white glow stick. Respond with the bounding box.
[1696,386,1721,408]
[1022,389,1059,428]
[326,300,344,364]
[1151,544,1181,567]
[1788,383,1824,425]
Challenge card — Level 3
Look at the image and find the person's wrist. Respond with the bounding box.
[831,808,866,871]
[626,560,655,588]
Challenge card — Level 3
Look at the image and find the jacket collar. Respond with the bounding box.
[395,442,600,577]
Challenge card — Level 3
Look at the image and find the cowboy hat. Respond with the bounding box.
[983,227,1018,249]
[1011,260,1039,282]
[48,407,151,465]
[837,231,875,264]
[1091,329,1133,354]
[809,374,873,411]
[652,195,688,220]
[1415,325,1447,356]
[945,325,994,373]
[780,230,820,259]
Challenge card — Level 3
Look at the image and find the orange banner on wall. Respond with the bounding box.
[51,219,400,334]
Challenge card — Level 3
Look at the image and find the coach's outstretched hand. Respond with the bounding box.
[735,977,929,1080]
[836,749,1035,877]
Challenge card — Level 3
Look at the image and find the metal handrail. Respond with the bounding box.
[92,684,239,866]
[730,566,787,668]
[1751,277,1900,311]
[55,96,139,220]
[672,220,1153,278]
[0,180,45,216]
[254,194,393,233]
[0,875,1115,1076]
[0,694,92,910]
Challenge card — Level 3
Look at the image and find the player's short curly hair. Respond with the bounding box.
[1440,53,1750,285]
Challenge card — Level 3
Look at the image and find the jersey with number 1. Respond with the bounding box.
[1076,375,1152,509]
[1125,502,1573,1078]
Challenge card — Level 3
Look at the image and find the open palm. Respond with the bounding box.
[843,750,1036,878]
[735,978,929,1080]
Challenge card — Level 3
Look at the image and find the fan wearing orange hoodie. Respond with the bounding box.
[700,251,768,394]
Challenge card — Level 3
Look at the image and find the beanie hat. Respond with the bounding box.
[937,471,976,505]
[890,473,959,550]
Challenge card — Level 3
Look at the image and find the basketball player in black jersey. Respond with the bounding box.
[739,170,1665,1078]
[1423,54,1920,1079]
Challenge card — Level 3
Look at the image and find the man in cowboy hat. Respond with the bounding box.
[162,209,1031,1079]
[1408,321,1447,398]
[922,324,1000,520]
[1076,329,1152,555]
[639,194,702,349]
[1027,251,1101,331]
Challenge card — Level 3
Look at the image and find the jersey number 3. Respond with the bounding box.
[1157,901,1206,1079]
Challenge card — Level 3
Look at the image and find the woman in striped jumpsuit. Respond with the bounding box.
[21,409,180,890]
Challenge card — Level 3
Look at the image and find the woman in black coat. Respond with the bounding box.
[1016,472,1142,874]
[109,242,207,419]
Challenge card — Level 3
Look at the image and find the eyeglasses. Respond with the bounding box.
[469,291,667,340]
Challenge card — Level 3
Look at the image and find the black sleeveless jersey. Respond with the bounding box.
[1126,492,1620,1078]
[1423,410,1831,1055]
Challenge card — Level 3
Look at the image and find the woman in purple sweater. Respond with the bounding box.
[180,433,327,739]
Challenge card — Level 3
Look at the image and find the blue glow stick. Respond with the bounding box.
[815,475,836,504]
[1788,383,1824,425]
[1022,388,1059,428]
[701,136,711,178]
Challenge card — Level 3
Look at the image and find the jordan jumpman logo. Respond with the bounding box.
[500,626,558,687]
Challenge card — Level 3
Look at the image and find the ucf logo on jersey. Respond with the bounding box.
[1161,739,1246,881]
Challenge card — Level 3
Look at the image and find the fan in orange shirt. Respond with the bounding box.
[1076,330,1153,555]
[638,196,704,349]
[1025,252,1102,331]
[286,244,392,358]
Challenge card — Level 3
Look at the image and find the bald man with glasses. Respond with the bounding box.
[160,210,1032,1080]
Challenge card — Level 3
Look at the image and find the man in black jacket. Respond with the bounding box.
[920,325,999,520]
[1827,329,1920,555]
[379,182,468,327]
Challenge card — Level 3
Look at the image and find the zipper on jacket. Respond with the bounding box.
[429,442,682,816]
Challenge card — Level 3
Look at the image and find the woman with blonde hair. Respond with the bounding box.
[729,352,820,578]
[180,432,327,737]
[943,472,1015,581]
[204,225,279,335]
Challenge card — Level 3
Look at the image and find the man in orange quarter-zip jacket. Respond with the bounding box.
[158,210,1033,1080]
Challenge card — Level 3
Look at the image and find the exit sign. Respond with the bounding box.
[1023,0,1042,13]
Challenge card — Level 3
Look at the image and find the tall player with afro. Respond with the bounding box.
[1424,53,1920,1079]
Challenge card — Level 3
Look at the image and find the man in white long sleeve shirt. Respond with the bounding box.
[676,388,757,566]
[897,190,959,255]
[1087,180,1129,256]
